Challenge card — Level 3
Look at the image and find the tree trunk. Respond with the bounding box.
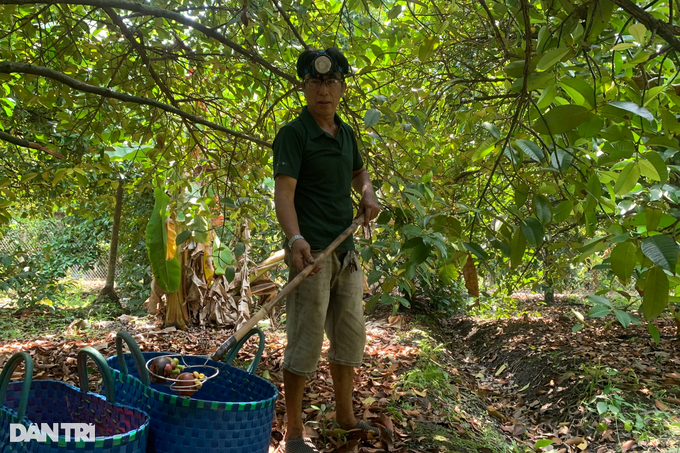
[99,180,124,302]
[164,218,188,329]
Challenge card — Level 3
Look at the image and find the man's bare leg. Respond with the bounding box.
[330,362,358,429]
[284,368,307,440]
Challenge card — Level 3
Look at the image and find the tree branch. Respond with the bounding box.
[478,0,511,59]
[0,61,272,148]
[104,7,211,158]
[273,0,309,50]
[611,0,680,53]
[459,93,519,103]
[0,0,297,84]
[0,130,65,159]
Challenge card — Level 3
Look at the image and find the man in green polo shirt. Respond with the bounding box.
[273,47,381,452]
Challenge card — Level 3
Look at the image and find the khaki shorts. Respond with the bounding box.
[283,249,366,376]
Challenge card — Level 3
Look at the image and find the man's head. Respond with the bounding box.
[297,48,349,119]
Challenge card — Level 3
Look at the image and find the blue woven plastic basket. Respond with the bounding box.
[0,348,150,453]
[105,330,277,453]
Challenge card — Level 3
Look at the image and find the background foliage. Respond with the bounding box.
[2,0,680,332]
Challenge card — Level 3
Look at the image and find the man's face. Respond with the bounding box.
[302,72,346,118]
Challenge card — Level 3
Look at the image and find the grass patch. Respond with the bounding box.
[0,279,125,341]
[391,330,515,453]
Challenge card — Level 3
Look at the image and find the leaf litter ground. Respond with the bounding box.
[1,290,679,452]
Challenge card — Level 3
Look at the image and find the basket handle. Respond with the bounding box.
[115,331,150,386]
[222,328,265,374]
[0,352,33,421]
[77,347,116,404]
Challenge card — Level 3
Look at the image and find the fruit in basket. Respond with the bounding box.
[149,356,173,383]
[176,372,201,397]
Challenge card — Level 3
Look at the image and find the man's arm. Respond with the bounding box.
[351,167,380,227]
[274,174,319,274]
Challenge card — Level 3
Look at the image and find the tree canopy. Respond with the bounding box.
[3,0,680,330]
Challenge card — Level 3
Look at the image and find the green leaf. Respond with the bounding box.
[464,242,489,261]
[572,323,584,332]
[553,200,574,223]
[405,193,426,216]
[646,207,662,232]
[586,295,612,307]
[613,161,640,195]
[410,242,432,265]
[645,152,668,183]
[608,101,654,122]
[175,230,192,245]
[225,266,236,283]
[439,264,458,285]
[482,122,500,139]
[376,211,392,225]
[661,108,680,133]
[535,439,554,448]
[515,183,530,207]
[551,149,574,171]
[521,218,544,247]
[387,4,400,19]
[588,305,611,318]
[472,137,496,162]
[361,246,373,262]
[234,242,246,257]
[610,241,637,284]
[629,23,647,44]
[213,235,234,275]
[533,194,552,225]
[537,83,557,109]
[367,270,382,285]
[410,115,426,134]
[510,227,526,268]
[577,113,604,138]
[642,266,669,319]
[611,42,636,51]
[641,235,679,271]
[587,173,602,200]
[560,78,595,109]
[145,188,181,293]
[364,109,381,128]
[614,309,632,328]
[648,323,660,343]
[536,47,570,71]
[515,139,545,162]
[191,215,210,243]
[365,294,381,311]
[419,36,438,61]
[597,401,608,414]
[533,105,590,135]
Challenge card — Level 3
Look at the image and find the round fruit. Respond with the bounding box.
[176,372,199,397]
[149,356,172,383]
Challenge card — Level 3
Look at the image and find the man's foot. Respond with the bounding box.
[281,437,319,453]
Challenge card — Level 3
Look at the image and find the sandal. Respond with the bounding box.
[282,437,319,453]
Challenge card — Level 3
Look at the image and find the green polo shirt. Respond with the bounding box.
[273,106,364,251]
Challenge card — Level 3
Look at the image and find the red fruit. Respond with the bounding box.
[176,372,198,397]
[149,356,172,384]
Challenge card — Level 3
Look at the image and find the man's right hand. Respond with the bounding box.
[291,238,322,275]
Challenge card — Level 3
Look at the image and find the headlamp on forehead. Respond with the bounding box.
[305,51,342,79]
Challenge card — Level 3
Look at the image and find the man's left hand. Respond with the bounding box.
[358,194,381,227]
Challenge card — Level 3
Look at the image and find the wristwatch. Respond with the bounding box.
[288,234,304,248]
